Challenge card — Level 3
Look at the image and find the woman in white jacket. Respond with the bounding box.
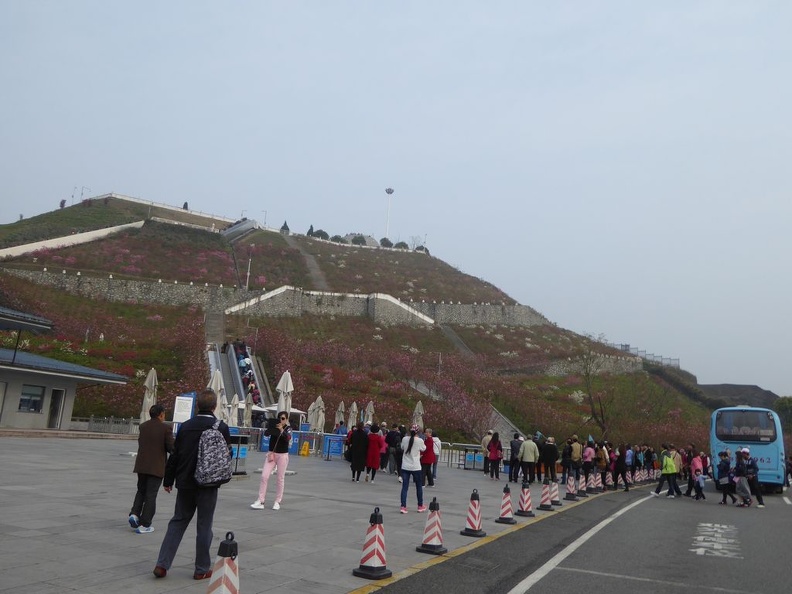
[399,425,426,514]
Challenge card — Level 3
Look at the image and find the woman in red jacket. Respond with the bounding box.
[365,424,385,483]
[420,428,437,487]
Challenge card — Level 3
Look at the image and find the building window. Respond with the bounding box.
[19,384,45,413]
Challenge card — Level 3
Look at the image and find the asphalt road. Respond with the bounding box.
[373,487,792,594]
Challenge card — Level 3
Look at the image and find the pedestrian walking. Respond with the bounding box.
[129,404,174,534]
[399,425,426,513]
[153,389,231,580]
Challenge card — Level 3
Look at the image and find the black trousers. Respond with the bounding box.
[130,473,163,527]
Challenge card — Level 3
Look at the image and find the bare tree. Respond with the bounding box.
[578,334,611,438]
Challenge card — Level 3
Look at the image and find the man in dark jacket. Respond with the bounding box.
[540,437,560,483]
[153,389,231,580]
[509,433,522,483]
[129,404,174,533]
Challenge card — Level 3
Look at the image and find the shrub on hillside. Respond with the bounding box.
[313,229,329,240]
[351,235,366,246]
[330,235,347,244]
[380,237,393,248]
[394,241,409,250]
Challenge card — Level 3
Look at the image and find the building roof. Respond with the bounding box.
[0,306,54,334]
[0,348,127,385]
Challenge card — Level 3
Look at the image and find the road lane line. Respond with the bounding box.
[783,496,791,505]
[559,568,755,593]
[506,495,649,593]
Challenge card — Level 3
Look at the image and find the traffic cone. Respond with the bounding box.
[586,472,596,494]
[550,480,562,506]
[564,474,578,501]
[515,481,535,517]
[205,531,239,594]
[416,498,447,555]
[496,484,517,524]
[577,474,588,498]
[594,471,603,492]
[537,479,554,511]
[460,489,486,537]
[353,507,392,580]
[605,471,614,489]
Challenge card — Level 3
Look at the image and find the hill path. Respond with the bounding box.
[282,235,330,291]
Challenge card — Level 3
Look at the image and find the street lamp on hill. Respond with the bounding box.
[245,243,255,290]
[385,187,394,238]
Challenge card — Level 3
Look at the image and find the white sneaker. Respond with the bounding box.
[398,476,403,483]
[370,479,375,484]
[250,501,265,510]
[272,502,280,510]
[651,492,659,497]
[135,525,155,534]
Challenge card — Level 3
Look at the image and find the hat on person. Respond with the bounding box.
[546,436,555,444]
[410,424,420,433]
[518,436,525,441]
[487,430,493,434]
[741,447,750,454]
[571,434,578,441]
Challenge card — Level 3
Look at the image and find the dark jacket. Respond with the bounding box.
[510,439,522,461]
[540,442,559,466]
[265,424,291,453]
[133,417,174,478]
[347,428,368,472]
[164,413,231,490]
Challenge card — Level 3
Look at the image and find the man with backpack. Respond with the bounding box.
[153,388,231,581]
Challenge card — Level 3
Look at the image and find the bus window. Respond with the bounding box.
[715,410,776,443]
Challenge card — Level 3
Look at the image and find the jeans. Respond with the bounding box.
[259,453,289,503]
[130,473,163,527]
[400,469,423,507]
[156,487,218,573]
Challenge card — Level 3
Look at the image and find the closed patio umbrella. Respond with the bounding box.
[139,368,158,424]
[276,370,294,415]
[335,401,345,426]
[364,400,375,425]
[207,369,226,419]
[412,401,424,430]
[314,396,325,433]
[347,401,358,429]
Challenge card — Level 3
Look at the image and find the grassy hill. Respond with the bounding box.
[0,196,715,445]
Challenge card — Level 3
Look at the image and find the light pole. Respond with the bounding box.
[80,186,91,202]
[385,187,394,238]
[245,243,254,290]
[261,210,267,229]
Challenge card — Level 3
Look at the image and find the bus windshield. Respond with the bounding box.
[714,410,777,443]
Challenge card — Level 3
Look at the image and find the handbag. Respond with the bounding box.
[267,427,285,463]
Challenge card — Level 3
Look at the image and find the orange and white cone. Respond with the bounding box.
[594,471,603,492]
[550,479,562,506]
[564,474,578,501]
[353,507,392,580]
[577,474,588,498]
[460,489,487,537]
[605,471,614,489]
[416,498,447,555]
[496,484,517,524]
[538,479,554,511]
[205,531,239,594]
[586,472,596,494]
[515,481,535,517]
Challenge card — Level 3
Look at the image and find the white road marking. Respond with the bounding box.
[559,568,757,594]
[505,495,649,593]
[783,496,791,505]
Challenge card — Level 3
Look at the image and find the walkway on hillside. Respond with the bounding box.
[439,324,476,358]
[282,235,330,291]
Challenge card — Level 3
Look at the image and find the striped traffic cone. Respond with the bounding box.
[550,480,562,506]
[537,479,554,511]
[594,471,603,492]
[204,531,239,594]
[496,484,517,524]
[577,474,588,498]
[564,474,578,501]
[626,471,634,485]
[460,489,486,537]
[353,507,392,580]
[605,471,614,490]
[586,472,596,494]
[416,498,447,555]
[515,481,535,517]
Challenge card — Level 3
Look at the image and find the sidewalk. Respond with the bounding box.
[0,437,609,593]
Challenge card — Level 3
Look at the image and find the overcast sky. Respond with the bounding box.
[2,2,791,395]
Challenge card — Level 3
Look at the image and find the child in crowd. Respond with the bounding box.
[693,469,706,500]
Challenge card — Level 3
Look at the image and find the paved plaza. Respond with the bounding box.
[0,435,609,593]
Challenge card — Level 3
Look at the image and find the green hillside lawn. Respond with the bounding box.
[0,196,230,249]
